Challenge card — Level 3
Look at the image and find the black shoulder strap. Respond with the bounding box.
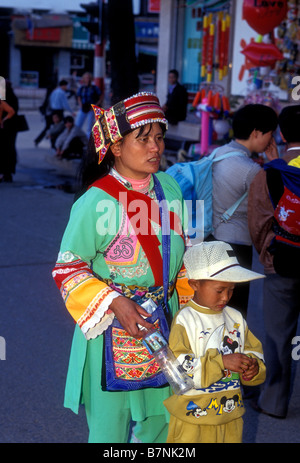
[265,168,285,209]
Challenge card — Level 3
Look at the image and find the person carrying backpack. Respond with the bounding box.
[248,104,300,419]
[166,104,278,315]
[208,104,278,318]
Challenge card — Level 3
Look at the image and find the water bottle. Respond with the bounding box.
[142,328,194,395]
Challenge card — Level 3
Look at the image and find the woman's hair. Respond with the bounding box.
[232,104,278,140]
[78,135,114,192]
[76,122,166,197]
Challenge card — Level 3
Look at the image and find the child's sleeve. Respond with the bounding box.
[242,326,266,386]
[175,265,193,309]
[168,317,225,389]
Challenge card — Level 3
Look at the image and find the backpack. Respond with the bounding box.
[166,147,247,242]
[265,158,300,278]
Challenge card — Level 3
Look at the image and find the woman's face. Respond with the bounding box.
[112,122,165,179]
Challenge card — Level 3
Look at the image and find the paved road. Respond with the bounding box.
[0,112,88,443]
[0,111,299,443]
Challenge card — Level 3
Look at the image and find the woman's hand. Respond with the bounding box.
[109,296,154,338]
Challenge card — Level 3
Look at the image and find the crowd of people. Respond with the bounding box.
[1,69,298,444]
[0,72,100,184]
[0,69,188,183]
[33,72,102,166]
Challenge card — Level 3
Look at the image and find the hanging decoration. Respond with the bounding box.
[191,83,231,157]
[218,12,230,80]
[206,21,215,82]
[238,0,292,99]
[186,4,232,158]
[242,0,288,36]
[241,41,284,66]
[200,11,231,82]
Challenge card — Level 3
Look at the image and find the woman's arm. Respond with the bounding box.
[0,100,15,127]
[53,188,154,339]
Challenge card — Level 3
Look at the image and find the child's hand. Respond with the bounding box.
[241,357,259,381]
[222,353,253,374]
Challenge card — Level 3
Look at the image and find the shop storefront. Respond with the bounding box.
[9,12,95,88]
[158,0,299,103]
[157,0,299,142]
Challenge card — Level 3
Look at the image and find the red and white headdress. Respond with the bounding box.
[91,92,167,164]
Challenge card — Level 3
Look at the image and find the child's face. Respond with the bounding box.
[188,279,235,312]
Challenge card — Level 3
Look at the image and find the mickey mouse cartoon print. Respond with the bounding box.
[220,395,240,413]
[221,335,239,355]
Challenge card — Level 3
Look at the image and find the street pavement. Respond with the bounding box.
[0,110,299,443]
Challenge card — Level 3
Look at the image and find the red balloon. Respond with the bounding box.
[243,0,287,35]
[241,42,284,66]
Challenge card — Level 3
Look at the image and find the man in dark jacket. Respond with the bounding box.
[162,70,188,125]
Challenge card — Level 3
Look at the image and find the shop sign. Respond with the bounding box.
[135,21,159,39]
[20,71,39,88]
[72,16,94,50]
[148,0,160,13]
[26,27,61,42]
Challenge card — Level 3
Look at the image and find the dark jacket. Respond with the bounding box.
[165,83,188,125]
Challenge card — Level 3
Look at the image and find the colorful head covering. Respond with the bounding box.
[91,92,168,164]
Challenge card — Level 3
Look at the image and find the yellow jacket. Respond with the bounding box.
[164,300,266,425]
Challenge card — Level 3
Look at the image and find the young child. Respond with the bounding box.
[164,241,266,443]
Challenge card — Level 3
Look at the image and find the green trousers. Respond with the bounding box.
[81,335,170,443]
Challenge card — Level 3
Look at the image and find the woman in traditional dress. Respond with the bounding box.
[52,92,186,443]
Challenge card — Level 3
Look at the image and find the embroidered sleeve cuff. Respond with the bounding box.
[79,289,121,340]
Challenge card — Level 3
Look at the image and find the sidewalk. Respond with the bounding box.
[12,110,82,190]
[0,110,89,443]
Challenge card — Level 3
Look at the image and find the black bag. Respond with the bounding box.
[16,115,29,132]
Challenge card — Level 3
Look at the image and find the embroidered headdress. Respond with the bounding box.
[91,92,168,164]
